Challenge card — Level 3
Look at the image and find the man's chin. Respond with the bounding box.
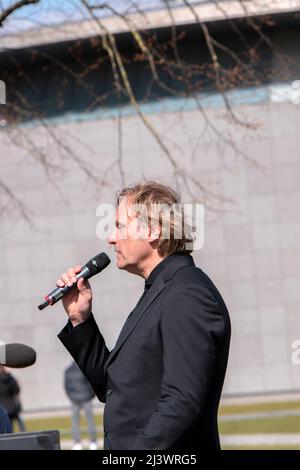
[117,262,126,270]
[115,255,126,270]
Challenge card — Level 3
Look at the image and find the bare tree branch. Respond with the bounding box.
[117,108,126,187]
[1,0,295,222]
[0,0,39,26]
[0,178,34,225]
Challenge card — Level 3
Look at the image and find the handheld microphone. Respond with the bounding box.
[0,343,36,368]
[37,252,110,310]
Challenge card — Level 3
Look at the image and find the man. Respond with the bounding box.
[57,182,231,450]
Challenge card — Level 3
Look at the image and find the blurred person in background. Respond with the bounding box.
[64,361,98,450]
[0,405,12,434]
[0,365,26,432]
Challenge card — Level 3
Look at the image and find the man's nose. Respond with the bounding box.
[108,228,117,244]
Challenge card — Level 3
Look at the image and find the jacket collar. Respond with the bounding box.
[160,253,194,282]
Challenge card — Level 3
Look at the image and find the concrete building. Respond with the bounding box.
[0,0,300,411]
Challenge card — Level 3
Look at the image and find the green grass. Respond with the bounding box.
[23,415,300,437]
[20,414,103,441]
[219,401,300,416]
[219,416,300,434]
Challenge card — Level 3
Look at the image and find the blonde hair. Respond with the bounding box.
[117,181,194,256]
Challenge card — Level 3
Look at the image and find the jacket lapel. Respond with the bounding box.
[104,254,195,374]
[104,275,165,374]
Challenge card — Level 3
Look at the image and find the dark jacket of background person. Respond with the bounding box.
[64,361,95,403]
[0,371,21,419]
[59,254,231,450]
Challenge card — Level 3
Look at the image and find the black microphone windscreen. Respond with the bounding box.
[0,343,36,368]
[85,252,111,276]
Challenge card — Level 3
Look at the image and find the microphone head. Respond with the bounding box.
[85,252,111,276]
[0,343,36,368]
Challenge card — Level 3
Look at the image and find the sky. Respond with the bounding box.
[1,0,201,34]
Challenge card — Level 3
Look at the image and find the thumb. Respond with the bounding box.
[77,277,90,292]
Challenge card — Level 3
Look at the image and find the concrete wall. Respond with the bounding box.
[0,97,299,410]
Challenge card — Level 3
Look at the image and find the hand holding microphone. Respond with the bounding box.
[38,253,110,327]
[57,265,93,327]
[2,255,109,370]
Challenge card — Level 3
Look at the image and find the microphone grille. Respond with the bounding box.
[86,252,111,275]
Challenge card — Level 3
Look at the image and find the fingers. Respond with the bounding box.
[77,277,91,292]
[56,265,82,288]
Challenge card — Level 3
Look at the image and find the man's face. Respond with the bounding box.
[107,198,154,275]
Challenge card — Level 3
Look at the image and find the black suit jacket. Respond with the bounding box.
[58,254,231,450]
